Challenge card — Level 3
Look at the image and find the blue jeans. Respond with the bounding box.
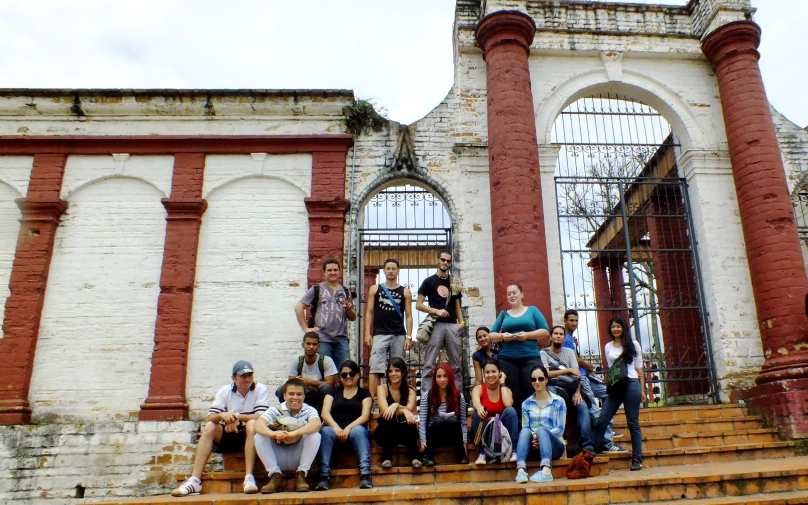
[594,379,643,462]
[515,426,565,470]
[573,398,595,451]
[317,425,371,477]
[470,406,518,457]
[318,338,350,370]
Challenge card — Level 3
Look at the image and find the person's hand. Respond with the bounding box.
[515,331,527,341]
[420,442,427,452]
[404,337,412,351]
[572,391,583,406]
[502,332,514,342]
[305,327,319,335]
[223,421,239,433]
[530,432,539,450]
[458,322,466,331]
[269,430,286,443]
[343,299,354,311]
[568,368,581,377]
[499,372,507,385]
[383,403,399,421]
[403,410,417,424]
[640,391,648,404]
[220,412,239,424]
[336,428,349,442]
[435,309,450,318]
[364,333,373,347]
[476,406,488,419]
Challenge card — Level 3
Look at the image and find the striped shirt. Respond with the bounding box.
[520,391,566,439]
[419,391,468,446]
[209,383,270,417]
[261,402,320,424]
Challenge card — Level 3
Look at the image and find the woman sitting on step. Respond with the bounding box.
[419,362,468,466]
[471,358,518,465]
[373,357,423,468]
[472,326,500,386]
[514,365,567,483]
[315,360,373,491]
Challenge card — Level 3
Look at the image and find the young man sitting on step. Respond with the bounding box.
[275,331,339,413]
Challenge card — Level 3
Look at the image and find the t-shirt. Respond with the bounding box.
[472,349,497,368]
[328,386,371,428]
[287,353,338,381]
[563,332,588,376]
[540,346,579,371]
[209,383,270,417]
[604,340,644,379]
[373,284,406,335]
[299,283,352,343]
[418,274,461,324]
[261,402,320,425]
[490,306,549,359]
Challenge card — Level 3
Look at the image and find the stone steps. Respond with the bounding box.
[637,428,779,450]
[613,415,765,436]
[612,404,747,423]
[82,456,808,505]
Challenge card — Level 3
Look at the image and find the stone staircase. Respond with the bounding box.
[82,404,808,505]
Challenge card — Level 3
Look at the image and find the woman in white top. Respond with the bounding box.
[593,316,645,471]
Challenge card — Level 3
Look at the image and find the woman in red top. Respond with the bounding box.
[470,358,518,464]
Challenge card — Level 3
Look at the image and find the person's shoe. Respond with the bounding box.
[381,459,393,469]
[411,459,423,468]
[515,469,529,484]
[509,453,517,463]
[359,474,373,489]
[612,431,624,438]
[314,477,330,491]
[459,456,469,465]
[422,455,435,467]
[171,477,201,497]
[529,470,554,482]
[606,445,628,453]
[475,454,487,465]
[294,471,310,492]
[243,474,258,494]
[261,473,283,494]
[630,460,643,471]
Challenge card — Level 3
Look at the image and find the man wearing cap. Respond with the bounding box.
[172,361,270,496]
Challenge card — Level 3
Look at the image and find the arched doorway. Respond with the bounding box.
[354,182,454,390]
[552,94,718,405]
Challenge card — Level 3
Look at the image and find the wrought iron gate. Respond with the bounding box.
[553,95,719,405]
[354,184,459,391]
[794,190,808,246]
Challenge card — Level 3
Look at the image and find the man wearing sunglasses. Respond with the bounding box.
[416,249,465,394]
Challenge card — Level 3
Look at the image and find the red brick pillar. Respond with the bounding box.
[304,152,350,287]
[140,153,207,421]
[0,154,67,425]
[607,257,631,327]
[591,259,613,367]
[703,21,808,437]
[476,11,552,318]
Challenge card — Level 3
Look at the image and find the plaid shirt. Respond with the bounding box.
[520,392,566,438]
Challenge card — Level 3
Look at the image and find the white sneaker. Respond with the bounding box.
[243,474,258,494]
[171,477,201,497]
[475,454,487,465]
[509,453,517,463]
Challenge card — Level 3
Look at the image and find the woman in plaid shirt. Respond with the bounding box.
[514,364,567,483]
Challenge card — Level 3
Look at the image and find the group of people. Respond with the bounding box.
[172,250,645,497]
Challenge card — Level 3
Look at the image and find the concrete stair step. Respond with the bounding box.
[612,404,748,423]
[82,456,808,505]
[605,441,795,470]
[613,415,766,435]
[638,428,780,450]
[639,489,808,505]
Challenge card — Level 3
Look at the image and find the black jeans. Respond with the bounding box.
[373,417,421,462]
[499,355,544,419]
[425,416,466,460]
[593,378,643,462]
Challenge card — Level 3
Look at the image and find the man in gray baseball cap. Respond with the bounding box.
[173,360,269,497]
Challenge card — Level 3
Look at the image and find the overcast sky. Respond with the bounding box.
[0,0,804,127]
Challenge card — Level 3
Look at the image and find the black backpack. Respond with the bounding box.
[298,355,326,378]
[307,283,350,327]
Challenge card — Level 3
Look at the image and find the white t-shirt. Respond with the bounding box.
[209,382,270,416]
[287,353,338,381]
[604,340,643,379]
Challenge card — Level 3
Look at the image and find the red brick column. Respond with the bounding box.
[476,11,552,318]
[607,257,631,326]
[304,151,350,287]
[140,153,207,421]
[703,21,808,437]
[0,154,67,425]
[591,259,614,368]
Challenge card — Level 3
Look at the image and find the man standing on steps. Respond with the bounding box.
[275,332,339,414]
[365,258,414,402]
[172,361,269,497]
[295,258,356,369]
[417,249,465,394]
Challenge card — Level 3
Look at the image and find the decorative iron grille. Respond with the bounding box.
[794,190,808,246]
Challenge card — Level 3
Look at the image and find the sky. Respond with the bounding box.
[0,0,804,127]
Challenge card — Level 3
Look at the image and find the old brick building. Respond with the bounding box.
[1,0,807,503]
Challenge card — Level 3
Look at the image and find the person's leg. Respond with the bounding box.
[368,334,392,402]
[348,425,372,475]
[593,390,622,453]
[499,357,522,414]
[534,426,556,469]
[244,421,257,475]
[318,341,335,364]
[191,421,223,479]
[575,400,594,451]
[298,431,322,475]
[421,323,447,396]
[515,427,533,470]
[373,419,393,461]
[316,426,337,478]
[623,380,643,462]
[500,407,519,448]
[404,424,421,462]
[443,323,463,391]
[332,338,351,369]
[470,411,484,458]
[550,431,566,460]
[254,433,281,475]
[390,334,405,360]
[444,416,466,461]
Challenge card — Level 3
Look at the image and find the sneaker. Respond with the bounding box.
[261,473,283,494]
[314,478,330,491]
[509,453,517,463]
[605,445,628,453]
[171,477,201,497]
[381,459,393,469]
[243,474,258,494]
[515,469,529,484]
[459,456,469,465]
[359,474,373,489]
[295,471,310,492]
[475,454,487,465]
[630,460,643,471]
[612,431,624,438]
[422,455,435,467]
[529,470,554,482]
[411,459,423,468]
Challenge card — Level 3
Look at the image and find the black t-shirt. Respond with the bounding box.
[373,284,406,335]
[329,387,371,428]
[418,274,461,324]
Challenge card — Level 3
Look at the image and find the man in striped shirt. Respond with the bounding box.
[172,361,270,497]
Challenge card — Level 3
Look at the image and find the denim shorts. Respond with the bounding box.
[369,334,406,373]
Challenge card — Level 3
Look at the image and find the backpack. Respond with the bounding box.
[481,414,513,464]
[298,354,326,379]
[307,283,350,327]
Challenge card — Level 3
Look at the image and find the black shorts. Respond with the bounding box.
[212,425,247,454]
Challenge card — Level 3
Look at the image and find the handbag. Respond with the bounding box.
[266,407,306,445]
[542,349,587,405]
[605,356,629,392]
[416,314,437,344]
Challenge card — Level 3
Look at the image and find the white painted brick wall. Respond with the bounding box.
[0,156,33,333]
[187,154,311,418]
[30,155,173,422]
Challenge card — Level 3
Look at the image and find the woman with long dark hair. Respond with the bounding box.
[373,357,422,468]
[470,358,517,465]
[593,316,645,471]
[418,362,468,466]
[472,326,499,386]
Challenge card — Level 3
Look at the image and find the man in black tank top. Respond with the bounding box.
[364,258,413,402]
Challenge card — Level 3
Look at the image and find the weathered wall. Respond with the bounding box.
[0,156,33,328]
[772,108,808,274]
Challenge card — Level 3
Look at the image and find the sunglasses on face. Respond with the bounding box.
[439,258,452,264]
[530,376,547,383]
[340,372,357,379]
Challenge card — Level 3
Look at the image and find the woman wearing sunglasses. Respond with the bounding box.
[418,363,468,466]
[373,357,422,468]
[315,360,372,491]
[514,365,566,483]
